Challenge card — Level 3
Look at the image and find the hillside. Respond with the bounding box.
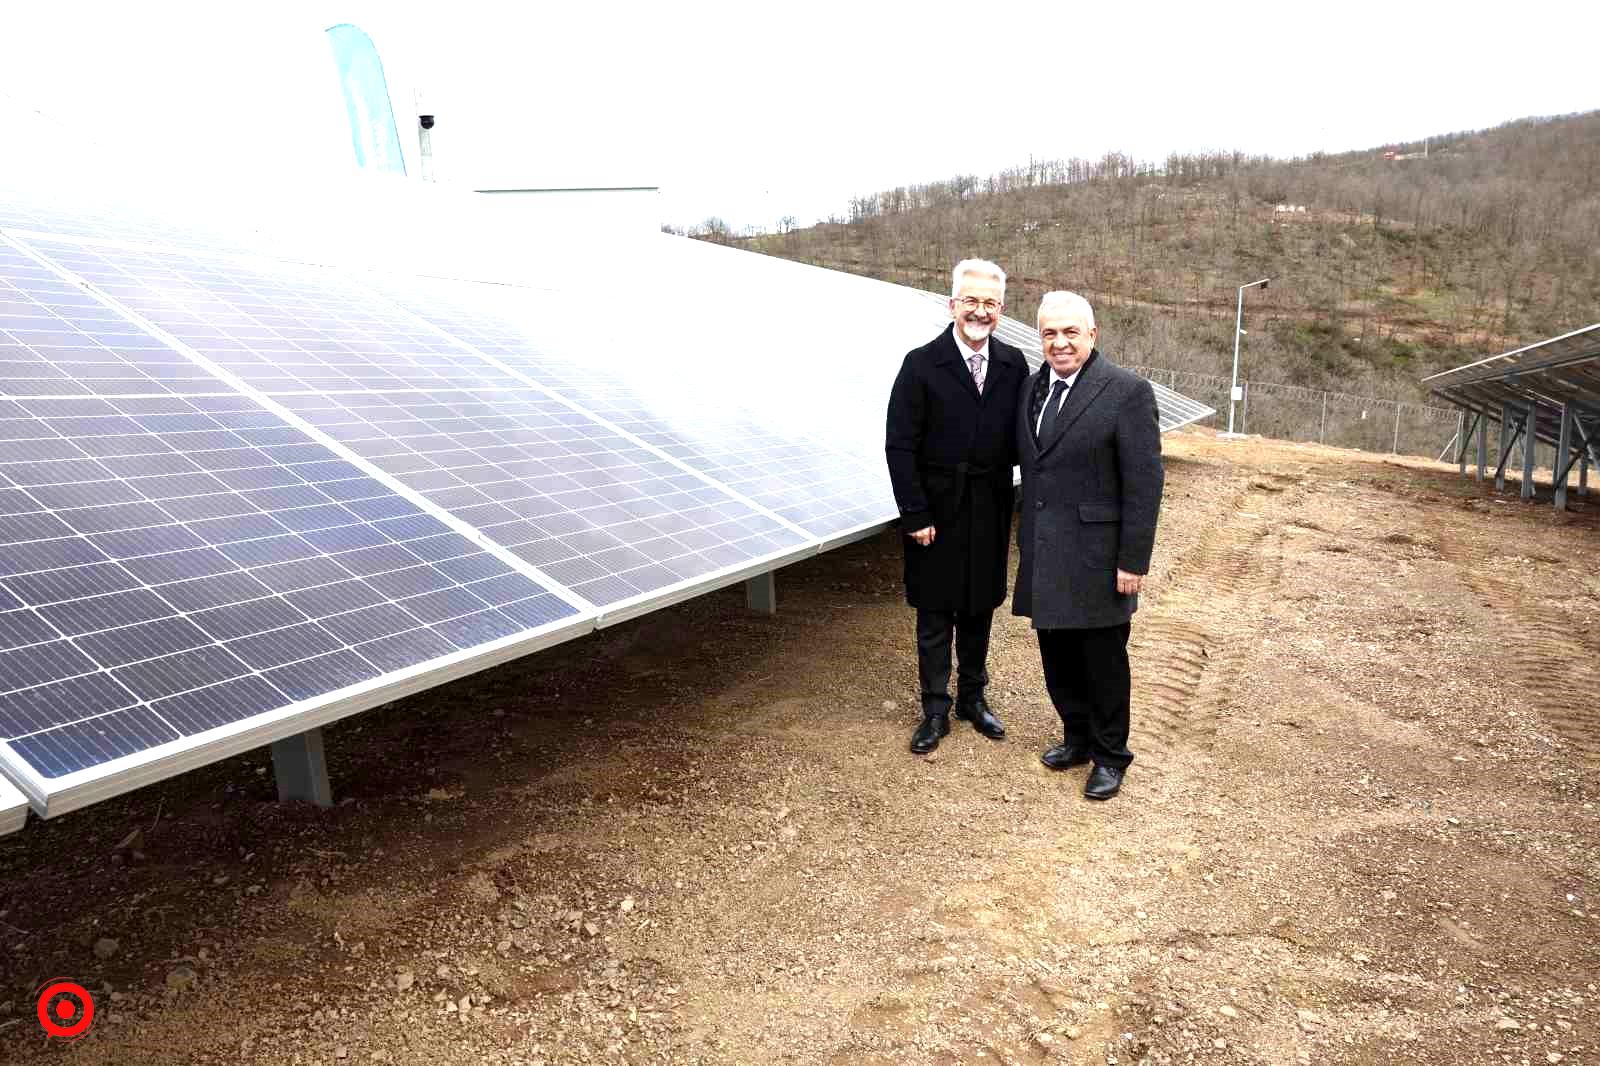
[716,111,1600,404]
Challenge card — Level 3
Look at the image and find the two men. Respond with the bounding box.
[886,267,1164,801]
[885,260,1028,754]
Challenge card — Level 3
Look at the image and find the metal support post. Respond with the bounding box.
[1241,382,1249,434]
[1392,402,1402,454]
[1495,403,1513,491]
[1582,446,1591,497]
[1455,411,1466,473]
[1520,404,1537,501]
[1475,412,1487,481]
[272,729,333,807]
[745,570,776,615]
[1554,404,1574,511]
[1321,392,1329,444]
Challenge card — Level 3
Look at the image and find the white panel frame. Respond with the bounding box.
[0,774,26,835]
[0,610,593,818]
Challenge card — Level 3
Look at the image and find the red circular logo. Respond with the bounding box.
[35,979,95,1040]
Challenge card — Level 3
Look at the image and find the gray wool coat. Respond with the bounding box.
[1012,350,1164,630]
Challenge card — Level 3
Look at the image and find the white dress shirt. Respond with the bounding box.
[1035,365,1084,436]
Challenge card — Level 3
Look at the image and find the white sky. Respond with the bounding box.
[4,1,1597,233]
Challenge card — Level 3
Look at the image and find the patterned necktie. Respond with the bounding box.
[967,352,984,394]
[1037,379,1069,441]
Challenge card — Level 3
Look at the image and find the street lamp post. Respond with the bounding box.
[1226,277,1270,436]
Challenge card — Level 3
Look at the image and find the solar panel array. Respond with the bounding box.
[0,174,1216,830]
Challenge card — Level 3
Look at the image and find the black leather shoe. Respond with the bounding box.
[1040,744,1091,770]
[954,696,1005,739]
[909,712,950,754]
[1084,764,1125,800]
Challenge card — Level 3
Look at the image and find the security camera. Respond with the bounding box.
[419,114,435,130]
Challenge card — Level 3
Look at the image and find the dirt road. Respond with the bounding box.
[2,430,1596,1065]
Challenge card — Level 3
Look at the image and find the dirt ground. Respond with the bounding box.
[1,428,1597,1066]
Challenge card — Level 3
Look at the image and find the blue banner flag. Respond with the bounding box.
[326,23,407,175]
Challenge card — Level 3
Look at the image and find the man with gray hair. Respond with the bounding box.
[886,259,1029,754]
[1013,291,1163,799]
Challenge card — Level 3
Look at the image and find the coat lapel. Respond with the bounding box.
[1036,351,1109,459]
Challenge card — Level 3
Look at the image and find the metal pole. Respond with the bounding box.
[1321,392,1329,444]
[1475,411,1487,481]
[1392,401,1402,454]
[1581,445,1591,497]
[1455,410,1466,471]
[1227,285,1244,434]
[1496,403,1511,491]
[1242,381,1249,434]
[1520,404,1536,501]
[1555,404,1574,511]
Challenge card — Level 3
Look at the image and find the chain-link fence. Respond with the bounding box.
[1128,365,1461,459]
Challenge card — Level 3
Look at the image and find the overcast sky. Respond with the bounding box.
[4,1,1597,232]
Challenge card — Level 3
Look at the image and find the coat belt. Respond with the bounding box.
[924,460,995,502]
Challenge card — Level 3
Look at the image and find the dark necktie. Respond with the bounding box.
[1037,379,1069,441]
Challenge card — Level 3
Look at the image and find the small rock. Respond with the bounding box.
[1064,1026,1081,1040]
[1034,1032,1053,1047]
[93,937,119,960]
[335,1048,348,1060]
[620,897,635,914]
[1495,1017,1520,1031]
[583,921,599,938]
[166,966,199,992]
[115,829,143,854]
[1548,1054,1564,1064]
[457,995,472,1014]
[1219,1005,1238,1019]
[395,971,415,993]
[1213,1038,1227,1049]
[212,874,230,887]
[882,700,898,711]
[1351,952,1370,963]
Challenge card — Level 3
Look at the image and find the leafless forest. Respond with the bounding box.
[686,111,1600,407]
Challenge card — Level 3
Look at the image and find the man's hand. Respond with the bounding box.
[909,525,936,546]
[1116,569,1144,595]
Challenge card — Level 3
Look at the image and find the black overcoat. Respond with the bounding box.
[1012,350,1164,629]
[885,324,1028,612]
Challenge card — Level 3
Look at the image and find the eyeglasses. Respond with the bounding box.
[956,296,1003,313]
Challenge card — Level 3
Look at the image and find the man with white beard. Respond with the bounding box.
[885,259,1029,754]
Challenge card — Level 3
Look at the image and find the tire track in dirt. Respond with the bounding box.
[1453,552,1600,764]
[1128,477,1294,784]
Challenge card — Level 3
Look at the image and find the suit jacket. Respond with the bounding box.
[885,324,1028,612]
[1012,350,1164,629]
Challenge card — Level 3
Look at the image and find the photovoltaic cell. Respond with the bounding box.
[17,238,811,606]
[0,389,576,787]
[0,240,221,397]
[25,238,524,394]
[368,274,897,539]
[275,388,807,605]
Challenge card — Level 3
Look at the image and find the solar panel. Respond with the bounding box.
[0,773,24,834]
[366,272,896,544]
[916,290,1216,432]
[22,237,814,615]
[0,240,589,816]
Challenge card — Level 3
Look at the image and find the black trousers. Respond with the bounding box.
[915,607,994,715]
[1037,623,1133,768]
